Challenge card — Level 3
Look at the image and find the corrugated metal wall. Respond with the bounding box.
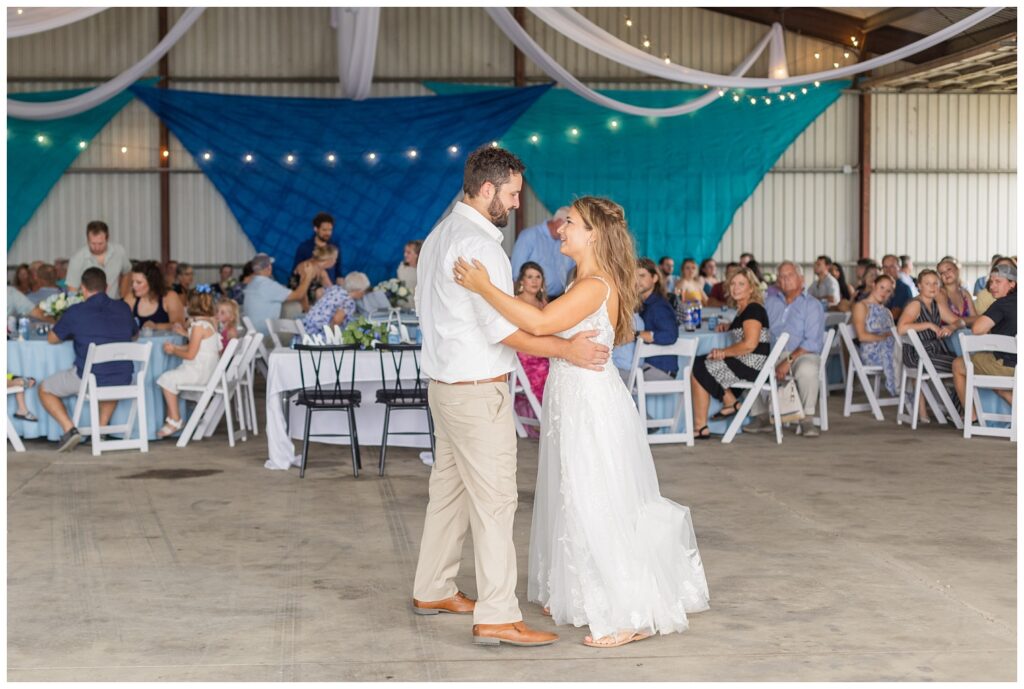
[8,7,1016,288]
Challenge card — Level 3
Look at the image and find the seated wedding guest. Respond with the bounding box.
[26,264,61,304]
[171,262,195,297]
[54,258,69,289]
[290,244,338,311]
[12,264,33,294]
[658,256,676,293]
[974,256,1016,314]
[211,263,235,297]
[124,260,186,331]
[636,258,679,379]
[744,261,825,437]
[851,274,898,397]
[739,252,754,267]
[7,284,34,320]
[351,271,391,315]
[882,254,914,318]
[854,262,880,302]
[899,255,919,294]
[37,268,137,452]
[7,373,37,423]
[302,282,358,334]
[807,255,841,308]
[935,257,976,323]
[673,257,707,305]
[707,262,740,307]
[690,267,770,439]
[242,253,316,335]
[398,240,422,293]
[897,269,964,422]
[292,212,342,284]
[214,298,241,349]
[829,262,856,307]
[511,206,574,298]
[156,287,221,439]
[66,221,131,298]
[512,262,551,438]
[952,263,1016,412]
[699,258,719,296]
[974,254,1003,295]
[232,261,254,305]
[163,260,178,290]
[745,258,765,284]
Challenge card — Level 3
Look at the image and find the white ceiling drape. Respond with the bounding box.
[331,7,380,100]
[7,7,107,38]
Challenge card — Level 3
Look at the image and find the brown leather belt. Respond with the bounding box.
[432,375,507,386]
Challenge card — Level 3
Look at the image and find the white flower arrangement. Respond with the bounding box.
[374,278,411,306]
[39,291,84,319]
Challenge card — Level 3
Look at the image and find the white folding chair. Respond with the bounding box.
[175,338,242,448]
[722,333,790,444]
[838,322,900,421]
[626,338,699,446]
[71,341,154,456]
[808,327,836,432]
[241,315,270,377]
[190,334,254,444]
[824,312,850,392]
[893,328,962,430]
[7,386,26,452]
[266,318,306,351]
[959,333,1017,442]
[510,358,542,438]
[234,333,262,435]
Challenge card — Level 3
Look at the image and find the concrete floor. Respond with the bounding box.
[7,399,1016,681]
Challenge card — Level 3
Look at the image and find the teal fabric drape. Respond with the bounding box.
[429,81,848,262]
[7,83,145,248]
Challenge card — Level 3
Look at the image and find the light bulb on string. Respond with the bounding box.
[733,94,741,102]
[663,55,671,64]
[367,152,377,161]
[244,153,254,163]
[529,134,539,144]
[642,36,651,49]
[609,119,619,129]
[448,145,458,154]
[78,141,87,149]
[833,62,839,68]
[490,141,498,148]
[788,93,796,100]
[814,81,820,87]
[408,149,418,159]
[285,154,295,164]
[120,146,128,154]
[764,97,772,105]
[814,52,820,60]
[16,8,23,14]
[801,87,808,95]
[569,127,579,136]
[162,149,170,158]
[202,151,212,161]
[326,153,336,163]
[749,97,757,105]
[717,89,725,97]
[625,16,632,27]
[843,52,850,59]
[36,134,46,144]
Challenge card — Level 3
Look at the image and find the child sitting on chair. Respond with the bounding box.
[156,286,221,438]
[7,373,37,422]
[215,297,241,350]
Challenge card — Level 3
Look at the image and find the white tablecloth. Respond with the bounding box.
[263,348,431,471]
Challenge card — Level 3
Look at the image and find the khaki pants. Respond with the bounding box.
[751,353,821,417]
[412,381,522,625]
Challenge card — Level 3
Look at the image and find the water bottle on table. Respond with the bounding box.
[18,317,30,341]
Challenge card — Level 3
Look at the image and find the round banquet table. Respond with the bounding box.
[7,332,186,442]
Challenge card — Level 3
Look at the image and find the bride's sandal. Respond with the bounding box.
[711,400,742,421]
[583,631,652,649]
[694,425,712,440]
[156,417,183,439]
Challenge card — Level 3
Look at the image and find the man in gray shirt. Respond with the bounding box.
[65,220,132,299]
[807,255,841,308]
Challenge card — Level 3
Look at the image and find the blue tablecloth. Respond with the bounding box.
[7,333,186,442]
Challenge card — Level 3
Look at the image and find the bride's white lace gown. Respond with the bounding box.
[527,278,710,639]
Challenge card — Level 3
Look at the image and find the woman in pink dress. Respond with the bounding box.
[514,262,550,438]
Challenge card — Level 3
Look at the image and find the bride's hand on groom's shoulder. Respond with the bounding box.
[565,330,610,371]
[452,257,490,294]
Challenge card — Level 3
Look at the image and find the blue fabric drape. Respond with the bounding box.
[132,84,551,283]
[429,81,847,263]
[7,84,143,248]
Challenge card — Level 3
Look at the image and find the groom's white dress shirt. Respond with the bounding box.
[416,202,518,384]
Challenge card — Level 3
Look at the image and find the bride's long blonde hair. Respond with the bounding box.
[572,196,639,345]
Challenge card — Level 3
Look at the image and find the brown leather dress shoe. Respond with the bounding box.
[411,591,476,615]
[472,621,559,647]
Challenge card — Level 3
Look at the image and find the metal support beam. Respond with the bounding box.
[513,7,526,239]
[862,8,927,33]
[158,7,171,267]
[858,92,871,260]
[859,33,1016,89]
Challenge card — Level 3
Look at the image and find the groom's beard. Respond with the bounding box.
[487,196,511,228]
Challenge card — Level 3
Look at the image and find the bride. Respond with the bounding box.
[452,196,710,648]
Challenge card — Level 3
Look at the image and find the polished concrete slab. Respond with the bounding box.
[7,399,1016,681]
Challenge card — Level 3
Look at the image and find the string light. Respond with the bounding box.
[490,141,498,148]
[663,55,671,64]
[408,149,418,158]
[717,89,726,97]
[764,97,772,105]
[529,134,539,143]
[749,97,757,105]
[244,153,254,163]
[814,52,820,60]
[843,51,850,59]
[285,154,295,164]
[814,80,821,87]
[367,152,377,161]
[78,141,87,149]
[788,92,796,100]
[642,36,651,49]
[801,87,808,95]
[35,134,46,144]
[162,149,170,158]
[16,8,23,14]
[120,146,128,154]
[202,151,212,161]
[833,62,839,68]
[625,16,632,27]
[448,145,458,154]
[733,94,741,102]
[569,127,579,136]
[609,119,619,129]
[326,153,336,162]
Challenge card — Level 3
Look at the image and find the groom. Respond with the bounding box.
[411,146,609,646]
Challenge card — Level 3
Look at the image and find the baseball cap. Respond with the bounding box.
[251,253,275,271]
[991,264,1017,282]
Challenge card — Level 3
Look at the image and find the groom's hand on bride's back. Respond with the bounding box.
[565,330,610,371]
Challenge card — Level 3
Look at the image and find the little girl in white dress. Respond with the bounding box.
[156,287,222,438]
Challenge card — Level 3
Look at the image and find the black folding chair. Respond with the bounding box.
[294,343,362,478]
[375,343,435,476]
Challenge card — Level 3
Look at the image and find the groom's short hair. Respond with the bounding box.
[463,146,525,198]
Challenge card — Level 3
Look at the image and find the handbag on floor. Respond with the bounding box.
[778,379,806,423]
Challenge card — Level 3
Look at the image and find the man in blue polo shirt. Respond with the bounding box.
[291,211,342,284]
[37,267,138,452]
[881,254,914,319]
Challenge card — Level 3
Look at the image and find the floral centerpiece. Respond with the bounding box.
[374,278,411,307]
[341,317,390,350]
[39,291,84,319]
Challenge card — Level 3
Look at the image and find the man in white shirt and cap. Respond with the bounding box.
[411,146,609,647]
